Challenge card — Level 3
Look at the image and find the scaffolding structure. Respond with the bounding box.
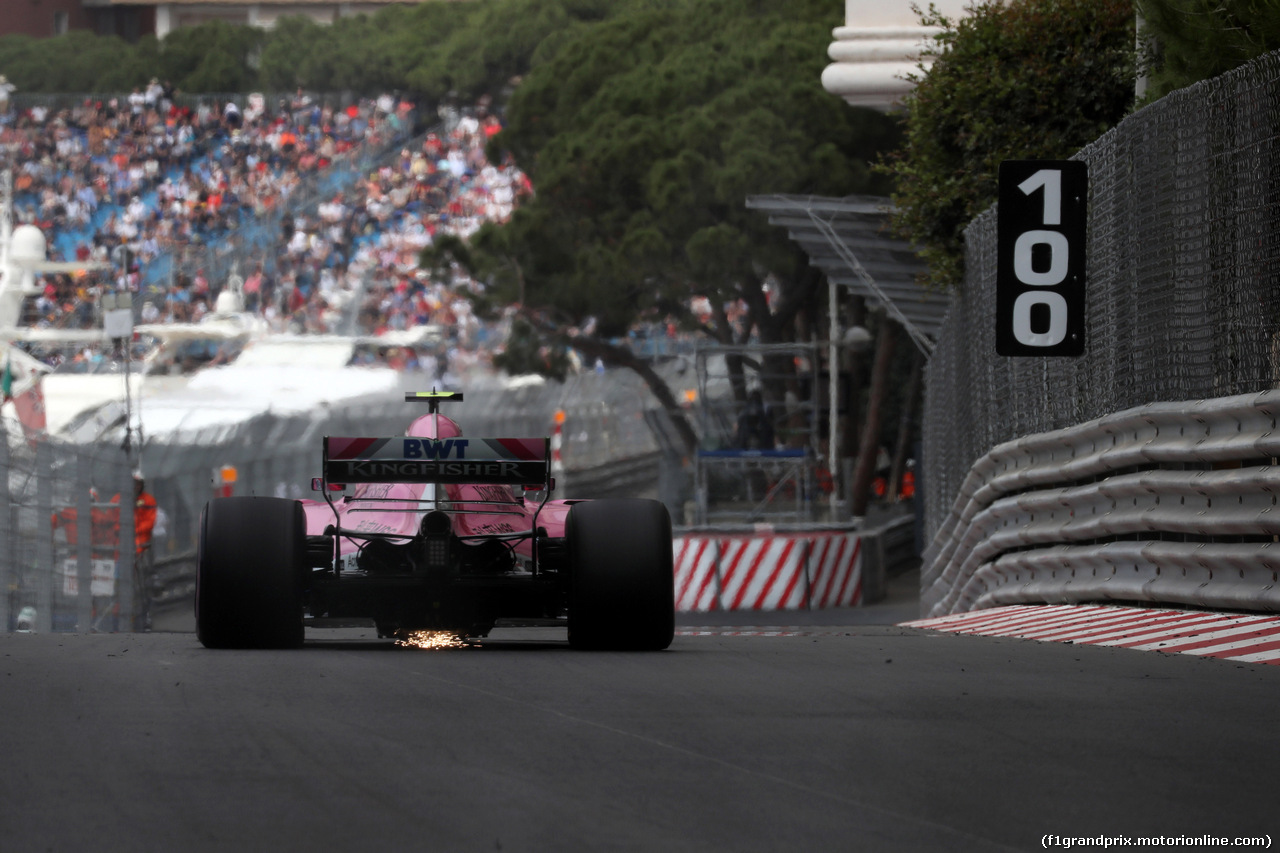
[690,342,825,526]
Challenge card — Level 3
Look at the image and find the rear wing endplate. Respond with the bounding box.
[323,436,550,486]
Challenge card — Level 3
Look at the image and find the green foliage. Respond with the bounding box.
[878,0,1135,290]
[0,0,614,98]
[473,0,899,356]
[492,317,572,381]
[406,0,608,102]
[0,31,144,92]
[157,21,265,92]
[259,10,426,93]
[1138,0,1280,100]
[255,16,333,90]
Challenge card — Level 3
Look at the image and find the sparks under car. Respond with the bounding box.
[195,391,675,650]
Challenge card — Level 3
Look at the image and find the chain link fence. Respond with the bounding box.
[0,365,663,632]
[922,50,1280,545]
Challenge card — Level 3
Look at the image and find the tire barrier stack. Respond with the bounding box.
[921,391,1280,619]
[674,528,863,613]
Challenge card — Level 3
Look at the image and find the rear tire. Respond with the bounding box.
[197,497,306,649]
[567,498,674,651]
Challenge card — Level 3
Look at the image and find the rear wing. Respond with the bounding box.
[323,436,551,486]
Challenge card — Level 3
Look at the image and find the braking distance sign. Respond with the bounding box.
[995,160,1088,357]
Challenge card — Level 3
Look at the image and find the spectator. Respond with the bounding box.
[0,75,14,118]
[113,475,158,631]
[734,391,775,450]
[4,92,534,380]
[128,86,146,125]
[50,475,155,557]
[109,475,157,556]
[144,78,164,110]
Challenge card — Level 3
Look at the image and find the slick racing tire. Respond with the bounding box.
[567,498,675,651]
[197,496,306,649]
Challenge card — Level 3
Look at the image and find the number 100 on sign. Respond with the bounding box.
[996,160,1087,357]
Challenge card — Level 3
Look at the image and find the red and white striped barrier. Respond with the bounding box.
[673,530,862,613]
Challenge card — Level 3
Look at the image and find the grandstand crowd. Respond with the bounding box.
[0,85,532,376]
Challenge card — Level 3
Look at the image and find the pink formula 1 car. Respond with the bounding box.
[196,391,674,650]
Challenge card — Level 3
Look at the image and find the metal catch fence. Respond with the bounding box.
[0,366,664,632]
[923,49,1280,549]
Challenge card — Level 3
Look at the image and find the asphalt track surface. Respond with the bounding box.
[3,571,1276,852]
